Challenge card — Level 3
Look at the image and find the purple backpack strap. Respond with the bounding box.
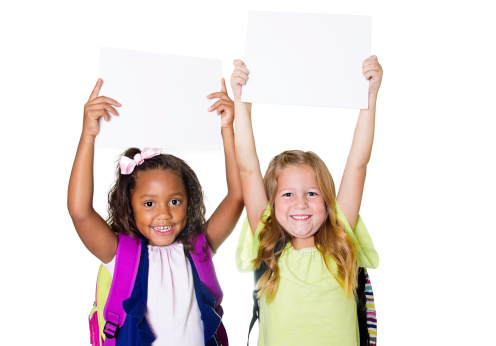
[103,233,141,345]
[190,233,228,345]
[189,233,223,308]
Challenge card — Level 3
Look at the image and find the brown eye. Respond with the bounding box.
[145,201,154,207]
[170,199,180,206]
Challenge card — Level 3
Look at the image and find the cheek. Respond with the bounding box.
[274,202,288,225]
[178,204,188,223]
[314,203,327,225]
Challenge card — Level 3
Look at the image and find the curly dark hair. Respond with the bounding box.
[107,148,206,253]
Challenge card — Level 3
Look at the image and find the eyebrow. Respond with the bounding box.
[138,192,185,198]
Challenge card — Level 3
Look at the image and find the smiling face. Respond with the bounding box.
[131,169,188,246]
[274,164,327,248]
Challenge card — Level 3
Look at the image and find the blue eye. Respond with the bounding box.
[144,201,155,207]
[170,199,180,206]
[307,192,317,196]
[283,193,293,197]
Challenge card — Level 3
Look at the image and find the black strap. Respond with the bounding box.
[247,239,286,345]
[356,267,370,346]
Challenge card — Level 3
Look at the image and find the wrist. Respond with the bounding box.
[221,125,234,135]
[81,132,97,143]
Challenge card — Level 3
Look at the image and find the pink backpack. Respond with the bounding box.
[88,233,227,345]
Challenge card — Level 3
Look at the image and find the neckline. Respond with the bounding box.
[287,244,318,254]
[148,242,182,249]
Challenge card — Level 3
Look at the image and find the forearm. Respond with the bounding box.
[67,134,97,220]
[234,100,260,174]
[204,126,244,253]
[347,92,377,168]
[221,126,243,202]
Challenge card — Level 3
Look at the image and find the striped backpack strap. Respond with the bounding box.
[357,268,378,345]
[363,269,377,345]
[102,233,142,345]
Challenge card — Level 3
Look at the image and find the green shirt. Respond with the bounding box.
[236,202,379,346]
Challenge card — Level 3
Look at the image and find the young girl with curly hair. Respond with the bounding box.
[232,56,382,345]
[68,78,243,345]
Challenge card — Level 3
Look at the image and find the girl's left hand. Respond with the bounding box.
[207,78,234,128]
[363,55,383,95]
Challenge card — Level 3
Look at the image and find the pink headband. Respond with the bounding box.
[120,148,162,174]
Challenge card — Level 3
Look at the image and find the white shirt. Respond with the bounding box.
[104,242,204,345]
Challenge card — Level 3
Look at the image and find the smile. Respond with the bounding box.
[152,225,174,233]
[291,215,310,220]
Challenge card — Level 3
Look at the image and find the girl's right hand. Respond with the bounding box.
[83,78,121,137]
[230,59,249,101]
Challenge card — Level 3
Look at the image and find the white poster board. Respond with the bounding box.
[242,12,371,109]
[97,48,222,149]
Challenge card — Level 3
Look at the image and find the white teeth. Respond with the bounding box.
[153,226,172,231]
[292,216,309,220]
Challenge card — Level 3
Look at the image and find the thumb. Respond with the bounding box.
[88,78,102,101]
[221,77,227,94]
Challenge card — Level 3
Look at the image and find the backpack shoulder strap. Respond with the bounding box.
[189,233,223,308]
[356,267,378,346]
[248,238,286,345]
[189,233,228,346]
[102,233,141,344]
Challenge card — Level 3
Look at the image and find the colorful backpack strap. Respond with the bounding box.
[356,267,377,345]
[364,269,377,345]
[102,233,141,345]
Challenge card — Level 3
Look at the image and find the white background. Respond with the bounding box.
[1,0,494,345]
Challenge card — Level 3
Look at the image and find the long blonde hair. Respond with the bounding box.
[254,150,358,302]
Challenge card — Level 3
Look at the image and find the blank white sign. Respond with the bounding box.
[97,48,222,149]
[242,12,371,109]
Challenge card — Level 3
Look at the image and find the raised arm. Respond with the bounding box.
[67,79,119,263]
[231,60,268,235]
[337,56,383,229]
[203,78,244,252]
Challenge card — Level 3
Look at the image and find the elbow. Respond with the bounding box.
[346,158,369,172]
[67,198,93,223]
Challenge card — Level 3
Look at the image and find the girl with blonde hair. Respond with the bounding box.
[232,56,382,345]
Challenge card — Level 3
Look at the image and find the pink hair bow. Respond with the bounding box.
[120,148,162,174]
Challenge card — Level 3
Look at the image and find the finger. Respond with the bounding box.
[86,103,119,116]
[208,99,228,112]
[103,111,111,122]
[233,59,245,67]
[87,96,121,107]
[207,92,232,101]
[217,104,233,116]
[362,55,378,65]
[362,60,381,72]
[362,64,382,74]
[88,78,103,102]
[234,65,249,75]
[231,76,247,86]
[364,70,380,81]
[362,65,381,76]
[221,77,228,94]
[233,69,249,80]
[87,108,111,122]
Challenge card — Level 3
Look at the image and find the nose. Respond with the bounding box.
[157,204,172,220]
[294,196,308,209]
